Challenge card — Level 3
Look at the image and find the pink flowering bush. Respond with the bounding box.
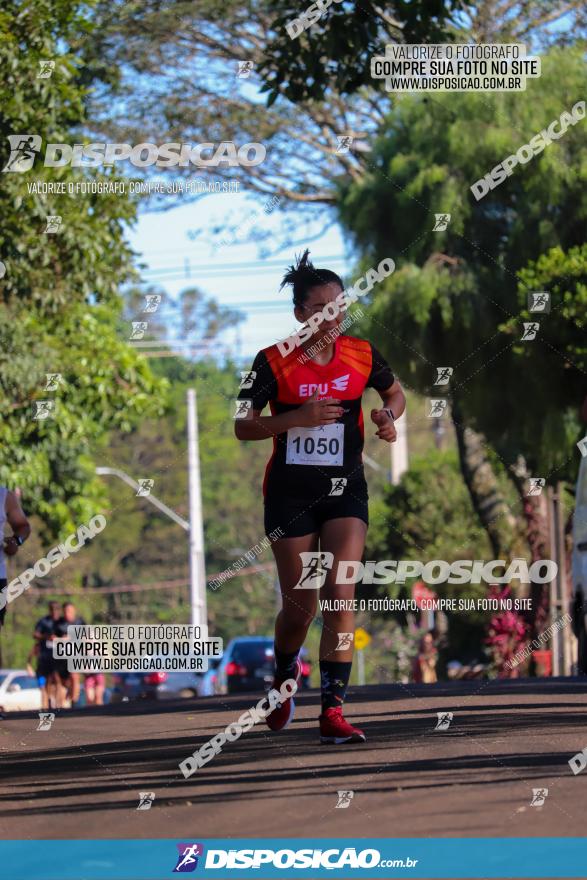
[485,584,529,677]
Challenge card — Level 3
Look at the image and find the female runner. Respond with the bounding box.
[235,250,405,743]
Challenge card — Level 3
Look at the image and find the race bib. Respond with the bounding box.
[286,424,344,466]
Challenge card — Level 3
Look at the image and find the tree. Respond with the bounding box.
[336,47,586,632]
[0,0,166,534]
[259,0,587,102]
[258,0,466,104]
[367,449,495,667]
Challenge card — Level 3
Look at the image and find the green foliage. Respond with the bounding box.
[0,0,166,535]
[338,47,586,479]
[367,448,492,590]
[497,243,587,470]
[258,0,466,104]
[366,449,495,665]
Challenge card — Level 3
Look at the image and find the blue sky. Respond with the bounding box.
[127,187,352,361]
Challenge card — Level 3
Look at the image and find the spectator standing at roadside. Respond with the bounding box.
[413,631,439,684]
[54,602,86,707]
[33,601,62,708]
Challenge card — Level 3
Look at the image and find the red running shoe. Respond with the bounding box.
[265,659,301,732]
[319,706,366,744]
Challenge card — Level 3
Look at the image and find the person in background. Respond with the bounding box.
[33,601,62,708]
[413,631,439,684]
[54,601,86,707]
[84,672,106,706]
[0,486,31,629]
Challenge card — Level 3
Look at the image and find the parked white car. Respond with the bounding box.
[571,455,587,672]
[0,669,42,712]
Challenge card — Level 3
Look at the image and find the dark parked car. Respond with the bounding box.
[214,637,311,695]
[110,667,202,702]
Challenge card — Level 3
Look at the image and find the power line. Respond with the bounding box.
[26,563,276,597]
[140,254,347,268]
[140,255,348,282]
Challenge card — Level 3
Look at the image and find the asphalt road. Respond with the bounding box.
[1,677,586,841]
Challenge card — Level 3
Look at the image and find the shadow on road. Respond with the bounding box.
[1,677,584,818]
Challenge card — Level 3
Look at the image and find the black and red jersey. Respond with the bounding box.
[238,335,394,500]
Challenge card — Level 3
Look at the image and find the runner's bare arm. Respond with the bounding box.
[370,379,406,442]
[235,390,344,440]
[3,490,31,556]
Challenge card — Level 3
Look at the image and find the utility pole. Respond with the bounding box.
[187,388,208,629]
[96,388,208,629]
[391,409,408,485]
[547,483,573,675]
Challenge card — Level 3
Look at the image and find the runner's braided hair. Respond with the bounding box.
[280,249,343,308]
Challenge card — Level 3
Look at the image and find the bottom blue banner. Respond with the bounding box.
[1,838,585,879]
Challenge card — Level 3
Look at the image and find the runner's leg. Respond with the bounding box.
[265,532,319,731]
[318,516,367,743]
[273,533,320,654]
[319,516,366,662]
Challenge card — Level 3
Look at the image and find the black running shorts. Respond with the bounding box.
[264,476,369,539]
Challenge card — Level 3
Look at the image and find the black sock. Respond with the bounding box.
[320,660,352,712]
[274,645,299,679]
